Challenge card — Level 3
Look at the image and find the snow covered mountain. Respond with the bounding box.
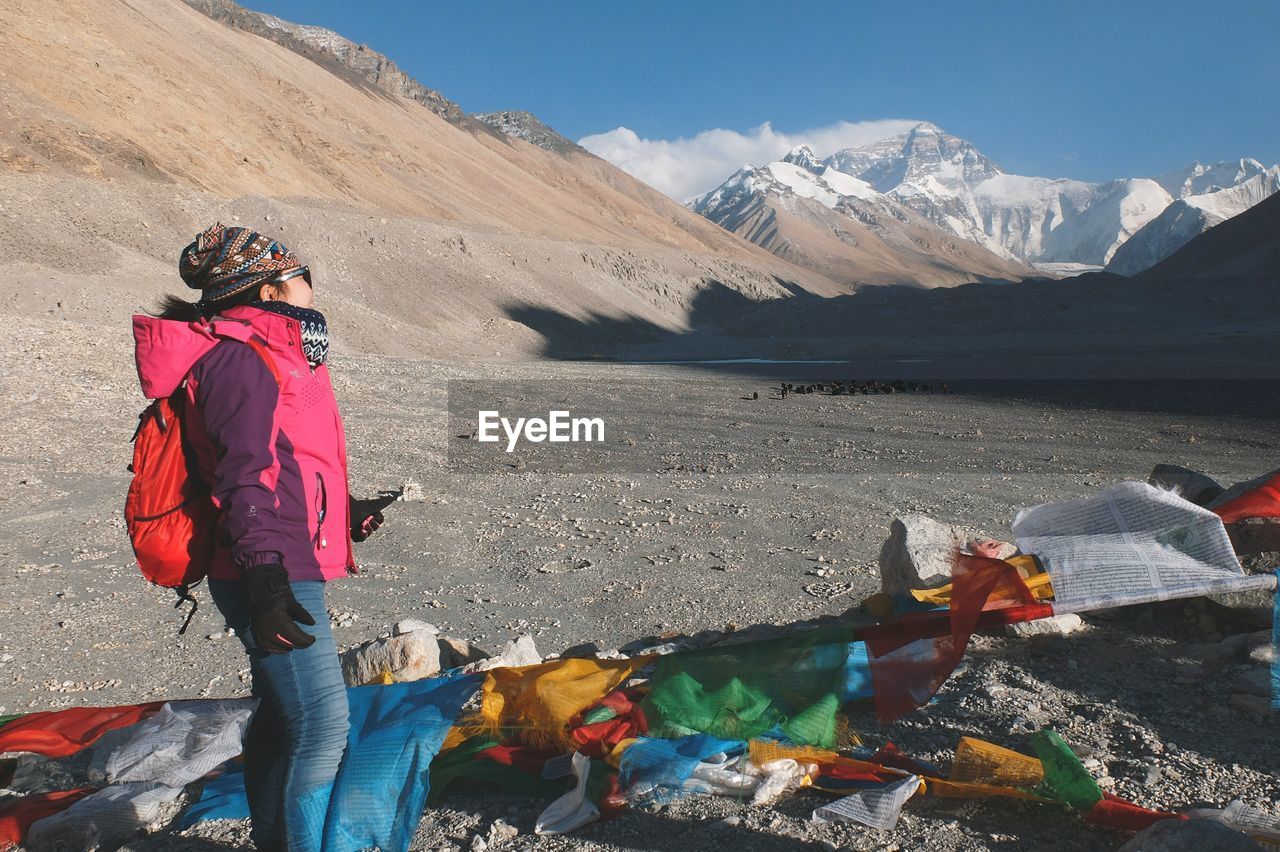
[688,145,1033,288]
[1108,165,1280,274]
[820,122,1178,266]
[1153,158,1272,199]
[693,123,1277,275]
[1140,189,1280,281]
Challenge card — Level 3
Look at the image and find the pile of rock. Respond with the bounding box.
[339,621,543,687]
[872,513,1083,637]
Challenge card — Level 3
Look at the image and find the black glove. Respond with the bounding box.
[245,564,316,653]
[350,496,387,542]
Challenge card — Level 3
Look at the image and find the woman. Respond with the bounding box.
[133,224,385,851]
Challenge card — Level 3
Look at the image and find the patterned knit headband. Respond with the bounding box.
[179,223,300,306]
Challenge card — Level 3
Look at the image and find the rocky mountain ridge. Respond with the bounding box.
[472,111,585,156]
[182,0,465,121]
[184,0,593,161]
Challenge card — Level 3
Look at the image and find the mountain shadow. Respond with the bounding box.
[503,277,822,360]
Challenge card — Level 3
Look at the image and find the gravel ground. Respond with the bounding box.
[1,314,1278,850]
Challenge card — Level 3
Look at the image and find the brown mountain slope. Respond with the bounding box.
[0,0,853,358]
[1142,191,1280,280]
[722,192,1034,287]
[0,0,825,268]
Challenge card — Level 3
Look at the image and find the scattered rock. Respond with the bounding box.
[395,619,438,636]
[1224,518,1280,556]
[559,641,601,659]
[1248,642,1275,665]
[483,818,518,848]
[1205,631,1271,663]
[1208,589,1274,630]
[439,636,492,669]
[1228,693,1272,719]
[1006,614,1085,638]
[1118,814,1265,851]
[877,514,971,595]
[1232,668,1272,698]
[469,634,541,672]
[1148,464,1224,506]
[340,623,442,686]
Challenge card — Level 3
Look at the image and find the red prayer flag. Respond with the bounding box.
[0,787,98,849]
[1214,471,1280,524]
[476,744,560,776]
[0,702,165,758]
[1083,792,1187,832]
[866,554,1046,722]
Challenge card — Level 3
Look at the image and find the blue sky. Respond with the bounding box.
[248,0,1279,198]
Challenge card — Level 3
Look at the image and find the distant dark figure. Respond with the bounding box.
[752,391,759,400]
[781,383,788,399]
[941,382,952,394]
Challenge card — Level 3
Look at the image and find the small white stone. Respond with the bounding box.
[1006,614,1085,638]
[394,619,439,636]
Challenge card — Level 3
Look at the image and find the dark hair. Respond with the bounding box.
[153,287,263,322]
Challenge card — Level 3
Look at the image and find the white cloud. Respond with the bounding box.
[578,119,922,202]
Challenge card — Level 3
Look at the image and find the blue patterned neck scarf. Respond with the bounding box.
[252,301,329,367]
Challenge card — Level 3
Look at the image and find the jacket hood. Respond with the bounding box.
[133,314,254,399]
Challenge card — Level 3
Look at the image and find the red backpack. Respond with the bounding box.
[125,337,280,632]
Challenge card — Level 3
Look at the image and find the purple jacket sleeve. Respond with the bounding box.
[191,342,283,571]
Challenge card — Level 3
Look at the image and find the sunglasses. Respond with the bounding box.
[270,266,312,288]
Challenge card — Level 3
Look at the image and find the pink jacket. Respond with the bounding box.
[133,305,355,581]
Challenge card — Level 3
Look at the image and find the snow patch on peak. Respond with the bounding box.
[761,162,852,208]
[689,155,879,215]
[816,166,877,200]
[782,145,823,174]
[908,121,943,135]
[1154,158,1270,199]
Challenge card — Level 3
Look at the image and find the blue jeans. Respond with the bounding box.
[210,579,349,852]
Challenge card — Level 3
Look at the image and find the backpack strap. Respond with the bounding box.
[166,326,283,636]
[201,316,284,390]
[174,580,201,636]
[241,337,284,389]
